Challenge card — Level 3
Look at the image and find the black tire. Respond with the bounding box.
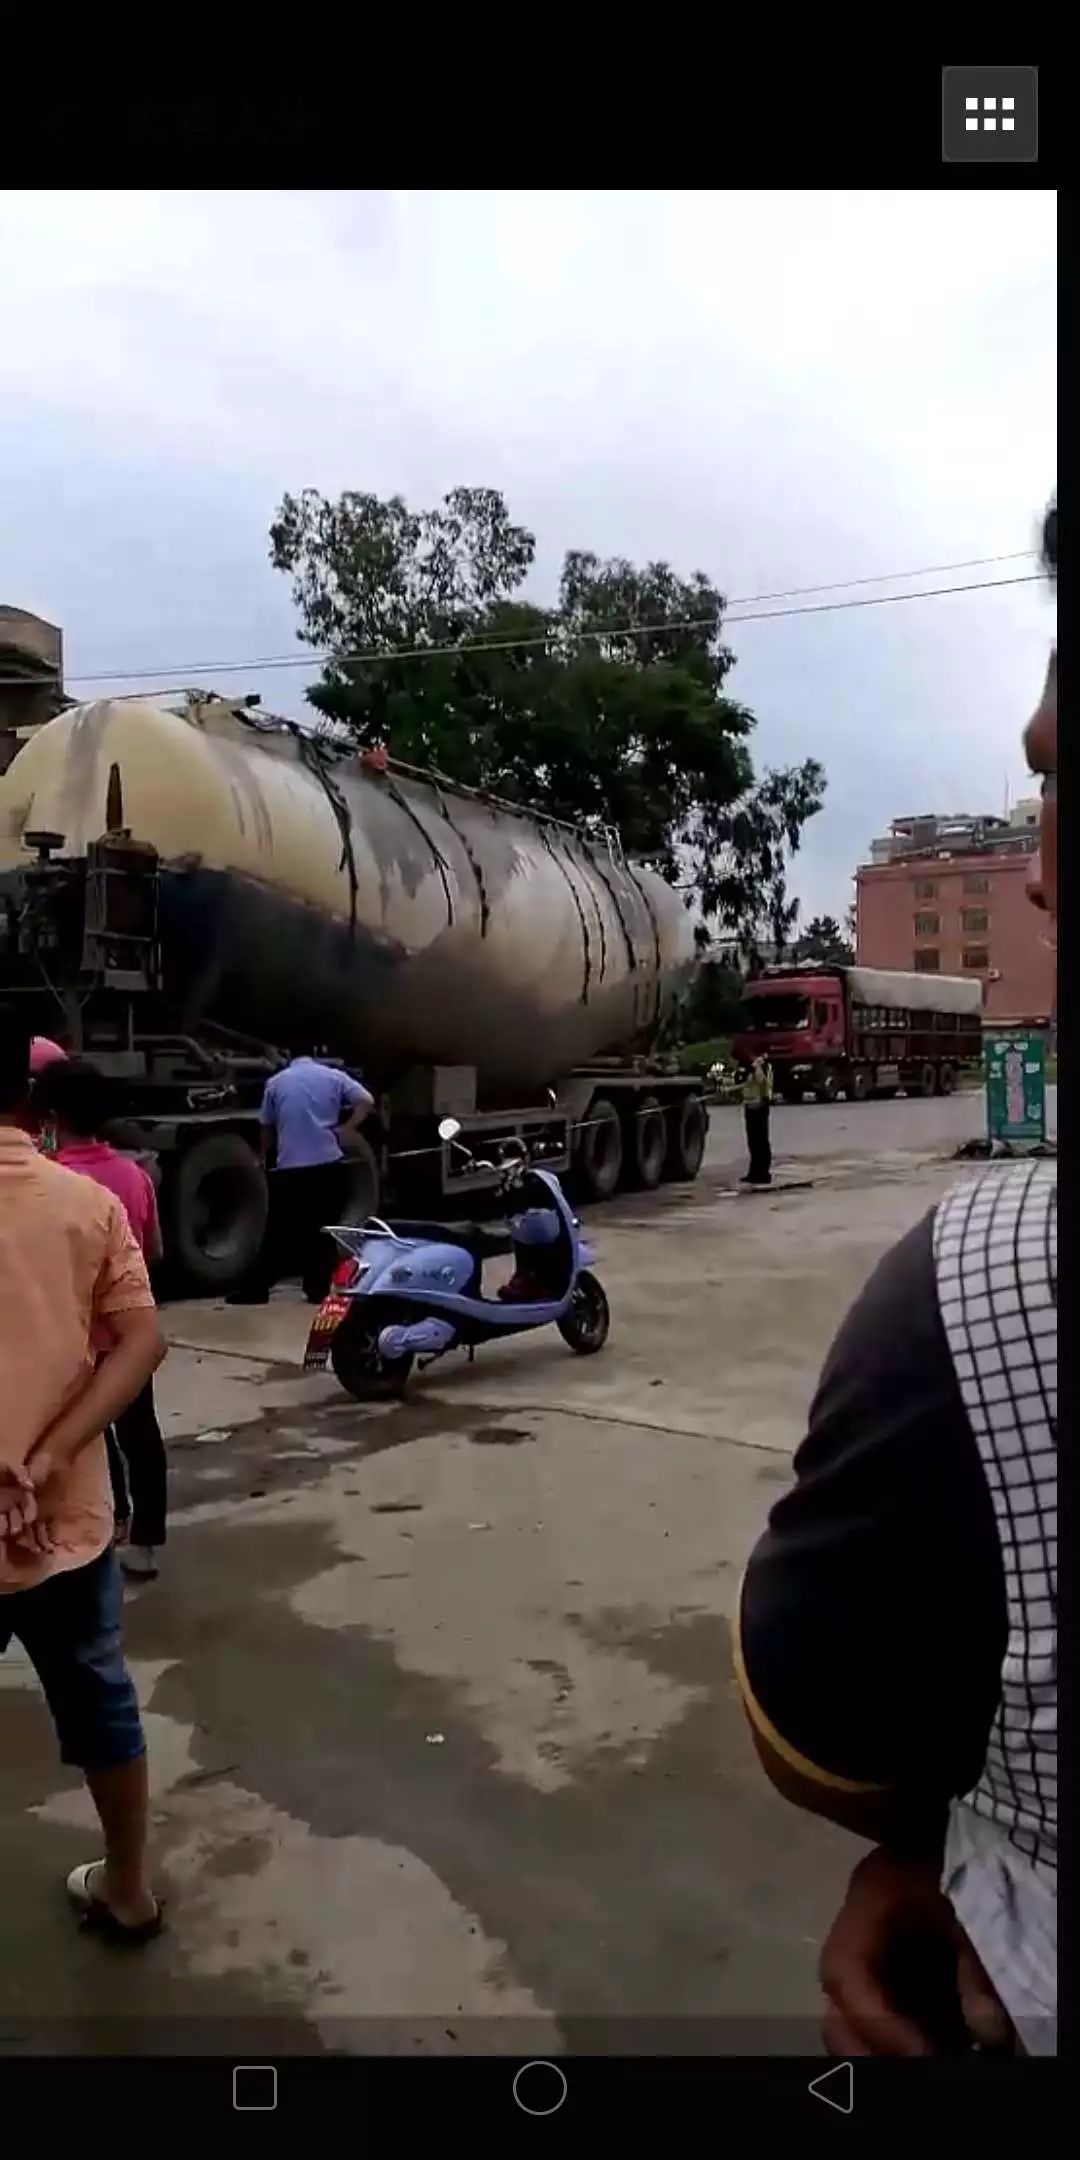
[338,1134,381,1223]
[557,1271,610,1355]
[939,1062,956,1097]
[918,1062,938,1099]
[577,1096,623,1200]
[851,1067,873,1103]
[815,1071,839,1105]
[779,1084,805,1106]
[165,1133,268,1293]
[627,1093,667,1189]
[330,1302,414,1400]
[666,1093,708,1180]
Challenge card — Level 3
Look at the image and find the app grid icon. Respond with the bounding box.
[965,95,1016,133]
[942,67,1038,162]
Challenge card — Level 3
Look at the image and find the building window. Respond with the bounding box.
[913,949,940,972]
[914,911,940,936]
[963,947,989,971]
[961,908,989,934]
[964,873,990,895]
[914,878,938,900]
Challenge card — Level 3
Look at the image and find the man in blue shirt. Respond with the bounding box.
[228,1046,373,1305]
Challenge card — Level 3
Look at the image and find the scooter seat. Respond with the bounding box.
[383,1219,515,1258]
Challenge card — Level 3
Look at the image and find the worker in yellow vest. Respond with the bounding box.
[741,1054,774,1188]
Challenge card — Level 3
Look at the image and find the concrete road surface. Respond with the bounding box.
[704,1084,1056,1176]
[0,1127,1041,2058]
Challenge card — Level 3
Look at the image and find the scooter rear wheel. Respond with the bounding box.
[330,1305,414,1400]
[557,1271,610,1355]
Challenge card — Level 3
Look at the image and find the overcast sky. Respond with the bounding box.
[0,189,1056,922]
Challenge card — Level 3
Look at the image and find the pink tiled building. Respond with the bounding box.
[855,805,1055,1025]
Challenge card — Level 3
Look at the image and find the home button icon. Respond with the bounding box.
[512,2061,568,2116]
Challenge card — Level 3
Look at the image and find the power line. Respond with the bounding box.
[65,555,1044,679]
[706,548,1034,603]
[0,555,1042,692]
[732,570,1040,621]
[81,547,1044,678]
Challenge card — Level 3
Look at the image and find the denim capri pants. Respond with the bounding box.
[0,1548,145,1771]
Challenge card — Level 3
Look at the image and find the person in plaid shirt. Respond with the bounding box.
[736,503,1057,2057]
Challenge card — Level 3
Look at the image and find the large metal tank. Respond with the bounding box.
[0,696,694,1098]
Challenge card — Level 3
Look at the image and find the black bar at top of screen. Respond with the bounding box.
[4,66,1057,183]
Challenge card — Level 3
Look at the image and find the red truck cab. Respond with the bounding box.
[734,964,982,1104]
[734,972,847,1102]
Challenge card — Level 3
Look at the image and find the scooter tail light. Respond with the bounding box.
[331,1257,361,1289]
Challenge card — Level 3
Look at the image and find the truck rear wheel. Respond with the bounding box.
[576,1097,623,1200]
[851,1067,873,1103]
[918,1063,938,1099]
[166,1133,268,1293]
[627,1094,666,1189]
[939,1062,956,1096]
[666,1093,708,1180]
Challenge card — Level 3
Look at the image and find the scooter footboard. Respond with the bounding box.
[379,1316,458,1360]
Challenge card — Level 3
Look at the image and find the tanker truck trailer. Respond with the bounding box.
[0,693,708,1291]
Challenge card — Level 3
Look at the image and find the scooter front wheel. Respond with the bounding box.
[557,1271,610,1355]
[330,1306,414,1400]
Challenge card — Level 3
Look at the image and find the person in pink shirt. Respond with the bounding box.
[30,1034,67,1076]
[28,1035,67,1154]
[35,1059,168,1582]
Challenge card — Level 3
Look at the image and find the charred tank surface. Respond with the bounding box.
[0,696,694,1096]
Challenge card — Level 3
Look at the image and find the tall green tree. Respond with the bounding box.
[678,957,747,1042]
[270,484,826,940]
[794,913,855,966]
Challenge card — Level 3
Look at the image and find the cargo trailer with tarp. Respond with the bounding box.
[734,961,983,1103]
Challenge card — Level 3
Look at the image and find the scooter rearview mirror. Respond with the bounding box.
[438,1117,462,1142]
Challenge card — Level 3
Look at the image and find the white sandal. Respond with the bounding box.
[66,1860,163,1944]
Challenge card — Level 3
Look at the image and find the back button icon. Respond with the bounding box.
[809,2062,854,2114]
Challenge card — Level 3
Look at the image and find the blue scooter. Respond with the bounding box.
[304,1119,610,1399]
